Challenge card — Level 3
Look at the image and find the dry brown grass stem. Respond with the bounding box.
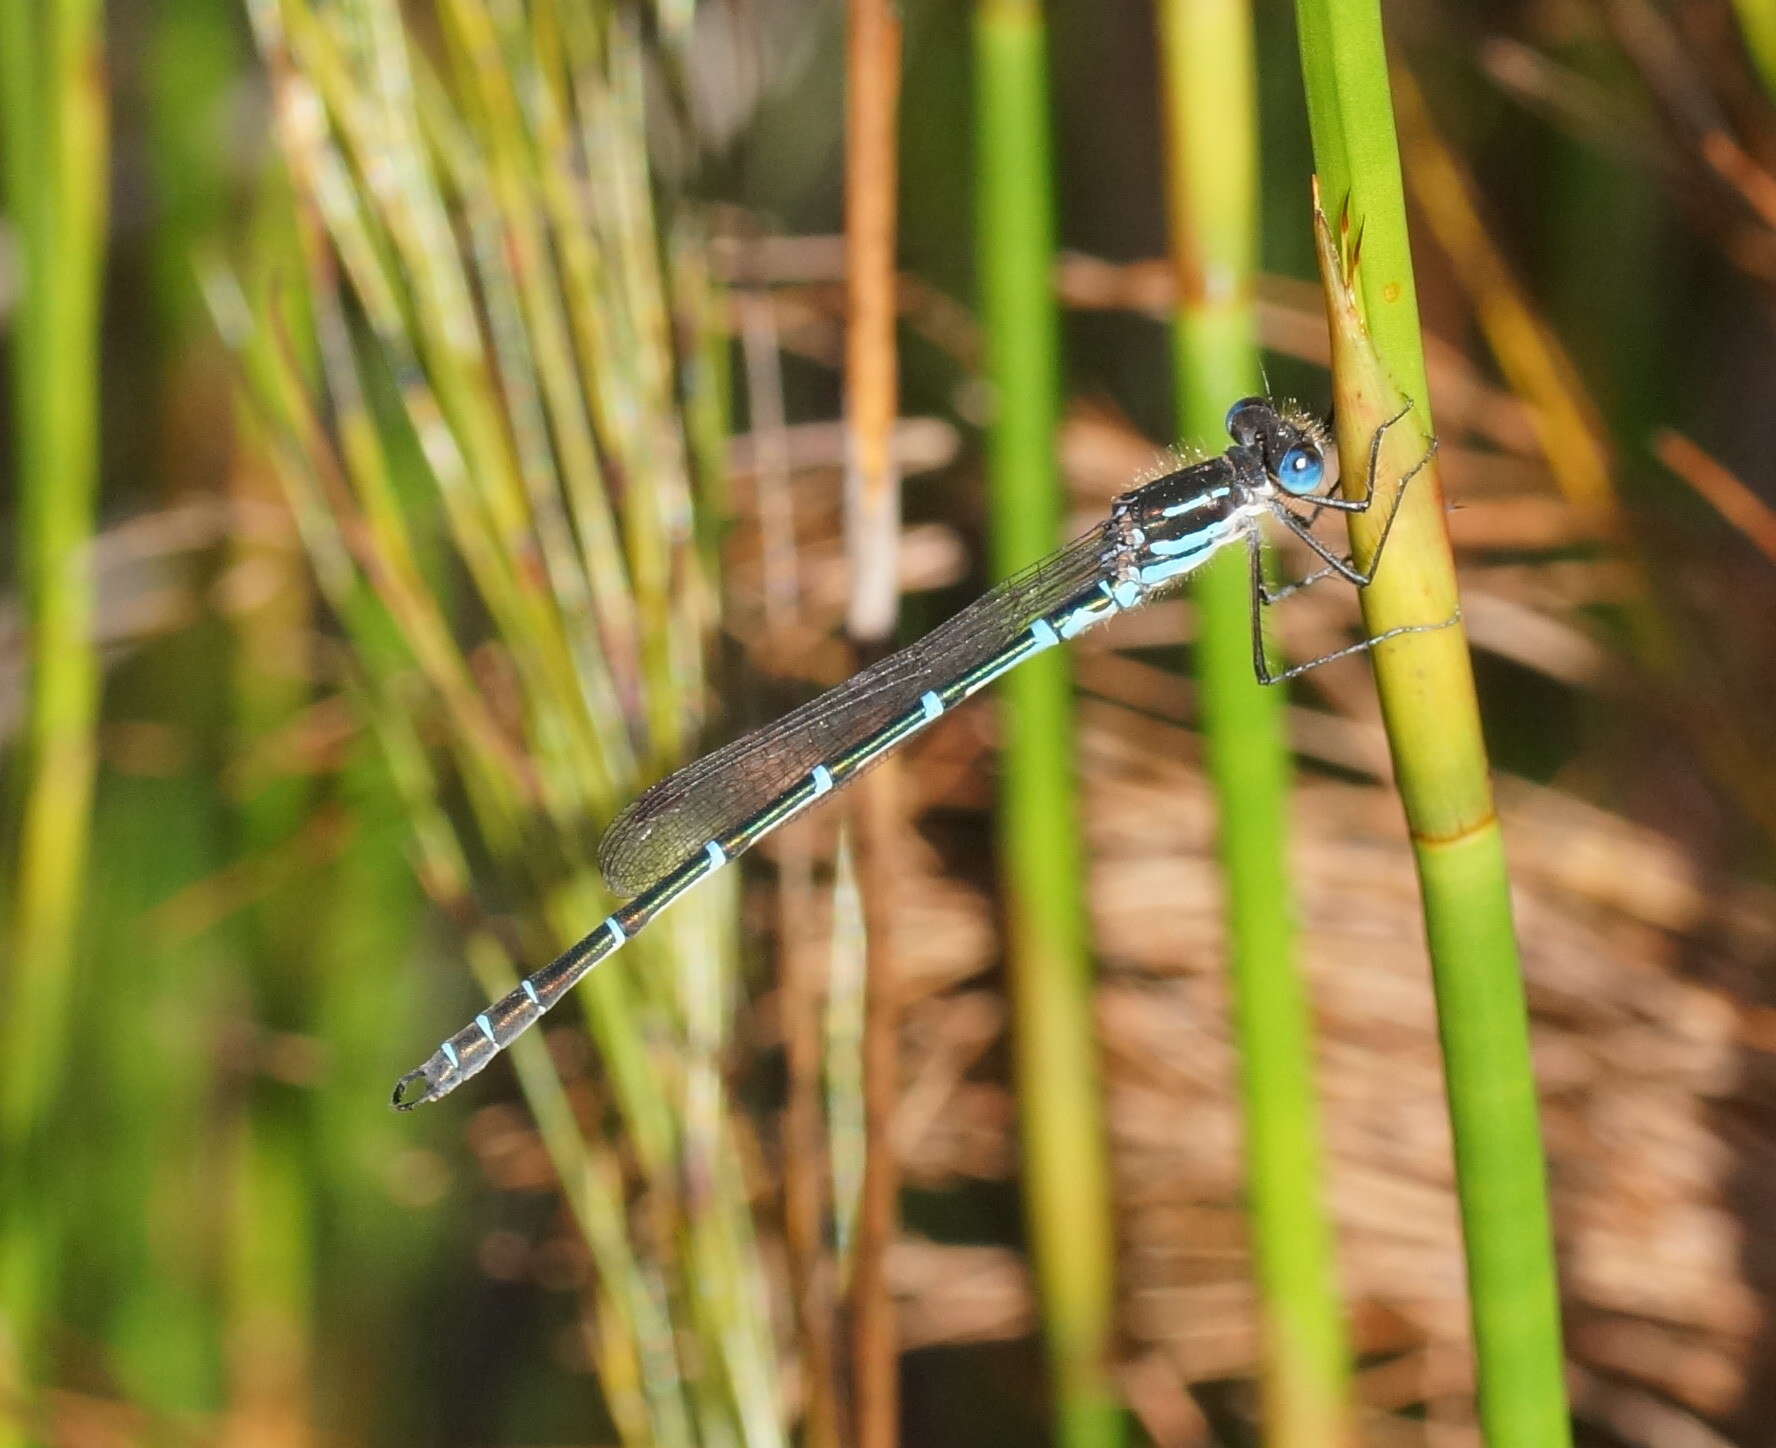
[843,0,906,1443]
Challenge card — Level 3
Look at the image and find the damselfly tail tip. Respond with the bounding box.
[391,1058,456,1111]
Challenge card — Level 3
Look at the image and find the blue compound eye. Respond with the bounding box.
[1278,445,1324,496]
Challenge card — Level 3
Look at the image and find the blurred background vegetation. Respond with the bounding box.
[6,0,1776,1443]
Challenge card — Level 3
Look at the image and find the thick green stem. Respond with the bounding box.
[1158,1,1352,1441]
[0,2,109,1437]
[976,4,1123,1443]
[1296,2,1572,1441]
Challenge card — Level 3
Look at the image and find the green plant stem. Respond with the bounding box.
[1157,0,1353,1442]
[1293,1,1430,421]
[976,4,1122,1444]
[1730,0,1776,102]
[0,1,108,1437]
[1,0,107,1139]
[1295,2,1571,1442]
[238,2,775,1440]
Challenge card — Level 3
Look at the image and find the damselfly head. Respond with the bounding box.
[1224,396,1339,499]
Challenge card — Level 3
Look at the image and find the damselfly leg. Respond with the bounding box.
[1269,403,1431,585]
[1248,407,1456,686]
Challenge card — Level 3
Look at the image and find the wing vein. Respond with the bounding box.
[597,523,1116,895]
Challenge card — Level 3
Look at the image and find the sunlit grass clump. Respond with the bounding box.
[229,0,782,1439]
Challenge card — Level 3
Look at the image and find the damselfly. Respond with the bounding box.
[392,396,1442,1109]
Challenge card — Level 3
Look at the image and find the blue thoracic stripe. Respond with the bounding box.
[1139,547,1212,586]
[1136,517,1244,586]
[1148,517,1234,558]
[1161,484,1230,518]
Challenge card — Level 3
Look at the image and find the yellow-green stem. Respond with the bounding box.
[1296,2,1572,1440]
[976,3,1123,1443]
[0,2,109,1436]
[1159,0,1353,1441]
